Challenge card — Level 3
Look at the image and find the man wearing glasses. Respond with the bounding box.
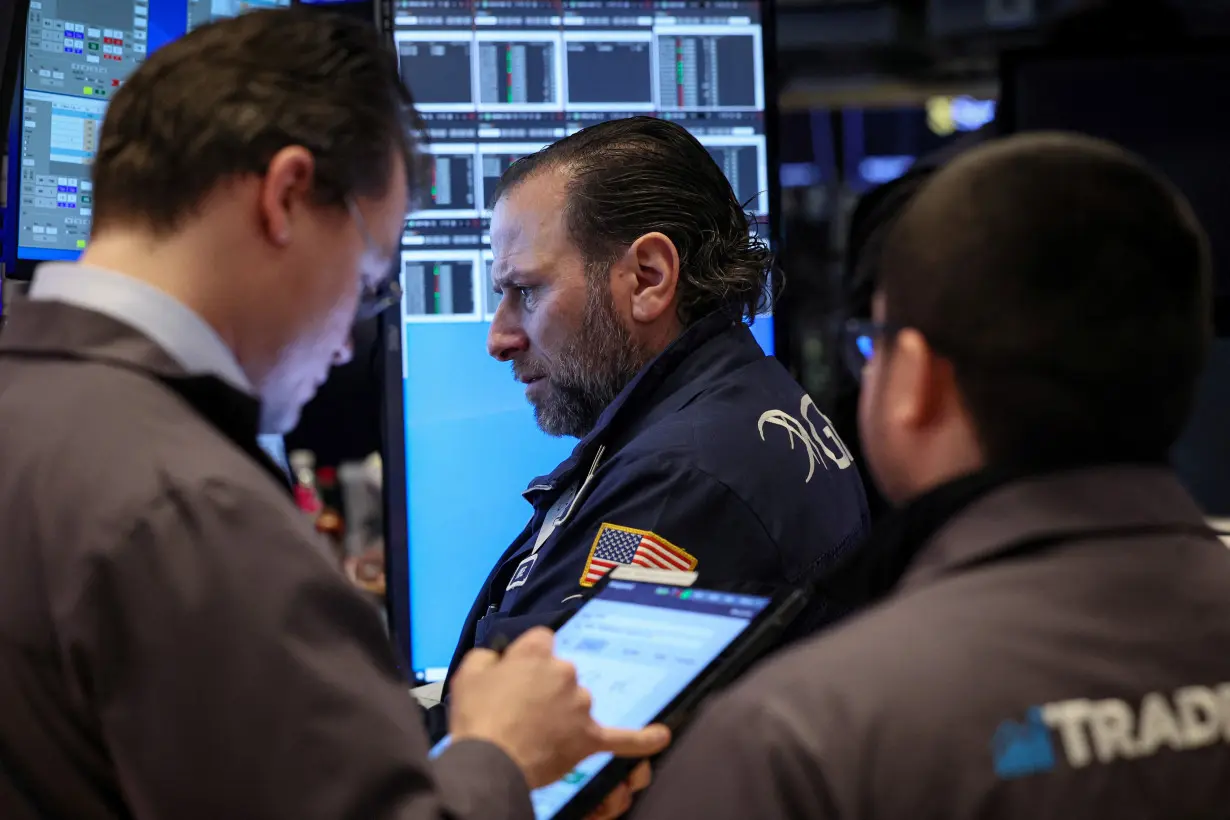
[632,133,1230,818]
[0,9,665,820]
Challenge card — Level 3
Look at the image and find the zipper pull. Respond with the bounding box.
[558,445,606,526]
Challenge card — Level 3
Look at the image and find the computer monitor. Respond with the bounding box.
[841,96,996,193]
[381,0,781,681]
[2,0,289,277]
[187,0,290,33]
[999,42,1230,334]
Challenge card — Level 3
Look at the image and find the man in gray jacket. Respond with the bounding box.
[634,133,1230,818]
[0,9,665,819]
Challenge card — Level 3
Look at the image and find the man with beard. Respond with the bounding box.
[441,117,870,687]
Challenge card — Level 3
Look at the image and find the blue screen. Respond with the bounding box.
[390,0,775,680]
[401,317,771,679]
[430,578,770,818]
[8,0,288,265]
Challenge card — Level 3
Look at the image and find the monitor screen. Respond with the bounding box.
[385,0,777,680]
[1001,46,1230,318]
[6,0,287,270]
[187,0,290,33]
[841,96,996,192]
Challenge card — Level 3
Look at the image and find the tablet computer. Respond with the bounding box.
[431,566,810,820]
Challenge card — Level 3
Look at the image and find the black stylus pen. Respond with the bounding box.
[488,609,576,657]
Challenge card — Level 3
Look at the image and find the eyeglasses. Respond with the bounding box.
[346,197,403,321]
[841,318,899,379]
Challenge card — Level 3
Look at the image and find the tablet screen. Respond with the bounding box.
[537,580,769,818]
[428,580,771,817]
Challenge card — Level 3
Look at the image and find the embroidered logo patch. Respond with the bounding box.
[505,553,538,592]
[758,394,855,482]
[579,523,697,587]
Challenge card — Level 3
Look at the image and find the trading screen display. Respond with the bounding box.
[15,0,151,256]
[10,0,287,264]
[390,0,774,680]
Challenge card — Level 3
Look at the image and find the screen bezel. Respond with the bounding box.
[379,0,786,681]
[0,1,26,118]
[998,39,1230,337]
[0,2,30,181]
[2,1,32,280]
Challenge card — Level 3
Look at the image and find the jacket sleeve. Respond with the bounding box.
[632,688,841,820]
[53,478,533,820]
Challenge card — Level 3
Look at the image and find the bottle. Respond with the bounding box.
[289,450,322,516]
[315,466,347,566]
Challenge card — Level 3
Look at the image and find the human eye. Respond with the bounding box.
[501,284,536,309]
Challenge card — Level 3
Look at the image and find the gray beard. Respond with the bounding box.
[530,280,650,439]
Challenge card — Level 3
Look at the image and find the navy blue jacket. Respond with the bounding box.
[444,312,870,683]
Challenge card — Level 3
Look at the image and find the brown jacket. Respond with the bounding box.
[0,300,531,820]
[635,466,1230,819]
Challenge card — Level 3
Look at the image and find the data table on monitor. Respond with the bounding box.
[16,0,150,257]
[11,0,299,264]
[24,0,148,99]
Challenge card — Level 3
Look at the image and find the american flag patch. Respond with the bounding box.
[579,523,698,587]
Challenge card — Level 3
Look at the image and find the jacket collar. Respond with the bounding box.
[813,462,1208,616]
[0,300,289,492]
[1,297,189,378]
[523,310,759,500]
[28,262,253,393]
[899,463,1211,591]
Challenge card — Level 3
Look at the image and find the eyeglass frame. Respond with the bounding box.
[840,318,902,381]
[345,196,403,322]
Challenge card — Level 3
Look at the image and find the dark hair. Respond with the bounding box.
[92,8,427,234]
[491,116,773,326]
[878,132,1212,466]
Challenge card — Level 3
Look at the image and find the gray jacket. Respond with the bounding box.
[0,300,531,820]
[635,466,1230,819]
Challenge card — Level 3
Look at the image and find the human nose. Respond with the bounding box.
[486,301,528,361]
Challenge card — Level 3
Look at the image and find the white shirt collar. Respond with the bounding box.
[28,262,253,393]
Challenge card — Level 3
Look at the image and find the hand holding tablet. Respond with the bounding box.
[449,627,672,789]
[442,568,810,819]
